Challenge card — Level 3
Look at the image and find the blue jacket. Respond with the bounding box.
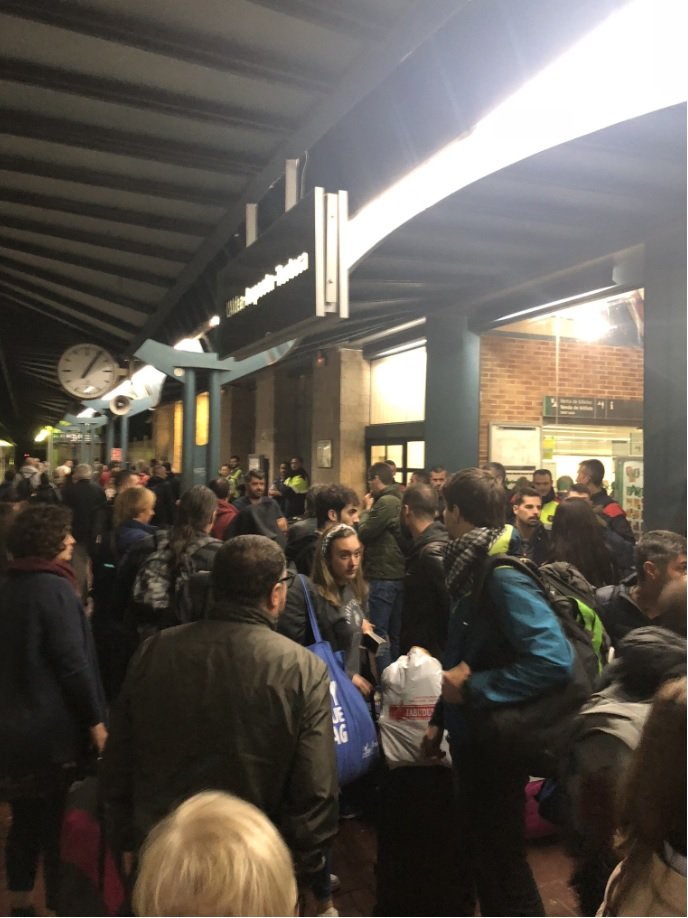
[442,565,573,746]
[115,519,157,560]
[0,571,105,773]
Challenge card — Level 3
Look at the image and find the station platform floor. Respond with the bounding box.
[1,800,579,917]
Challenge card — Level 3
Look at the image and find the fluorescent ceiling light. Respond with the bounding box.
[34,428,49,443]
[208,315,221,328]
[77,408,97,418]
[0,440,12,448]
[347,0,687,267]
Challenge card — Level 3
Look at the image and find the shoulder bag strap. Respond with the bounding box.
[299,574,323,644]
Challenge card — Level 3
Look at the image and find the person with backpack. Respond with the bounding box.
[561,625,686,915]
[125,486,221,646]
[421,468,574,917]
[596,530,687,649]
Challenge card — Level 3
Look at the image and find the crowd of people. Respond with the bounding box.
[0,451,684,917]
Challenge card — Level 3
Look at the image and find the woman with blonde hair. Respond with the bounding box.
[598,676,686,916]
[133,791,297,917]
[112,485,157,559]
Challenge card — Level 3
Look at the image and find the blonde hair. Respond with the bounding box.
[133,792,297,917]
[113,485,155,527]
[311,524,367,606]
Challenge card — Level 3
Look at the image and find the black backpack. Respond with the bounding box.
[469,554,600,776]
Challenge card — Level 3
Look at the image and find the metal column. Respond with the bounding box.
[120,414,129,466]
[424,311,480,471]
[105,417,115,464]
[208,370,221,482]
[181,368,197,493]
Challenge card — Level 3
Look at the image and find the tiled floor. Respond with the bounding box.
[1,800,579,917]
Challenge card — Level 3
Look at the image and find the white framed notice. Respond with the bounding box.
[488,423,541,470]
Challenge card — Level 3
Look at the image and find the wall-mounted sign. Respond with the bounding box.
[543,396,642,423]
[217,188,348,359]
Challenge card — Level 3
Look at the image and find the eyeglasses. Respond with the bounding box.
[278,571,296,589]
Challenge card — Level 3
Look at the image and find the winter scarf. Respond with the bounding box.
[444,526,502,597]
[9,557,79,594]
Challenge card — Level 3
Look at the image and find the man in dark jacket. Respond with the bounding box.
[61,462,106,600]
[596,529,686,648]
[102,535,338,881]
[510,487,551,565]
[358,462,406,671]
[577,459,635,544]
[399,483,450,660]
[146,464,177,529]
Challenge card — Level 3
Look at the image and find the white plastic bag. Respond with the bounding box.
[379,646,451,768]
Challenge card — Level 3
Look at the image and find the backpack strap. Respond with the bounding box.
[471,553,545,609]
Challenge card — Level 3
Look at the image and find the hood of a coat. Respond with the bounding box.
[599,625,686,698]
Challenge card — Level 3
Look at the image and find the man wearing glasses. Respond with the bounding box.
[102,535,338,887]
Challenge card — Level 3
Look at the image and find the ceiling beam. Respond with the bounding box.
[0,153,232,206]
[1,0,334,93]
[0,214,189,262]
[245,0,388,39]
[0,234,172,287]
[131,0,468,347]
[0,108,260,176]
[0,279,138,339]
[0,292,125,346]
[0,187,213,236]
[0,331,19,417]
[0,58,293,134]
[0,255,157,316]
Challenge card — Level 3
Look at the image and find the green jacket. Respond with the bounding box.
[358,485,405,580]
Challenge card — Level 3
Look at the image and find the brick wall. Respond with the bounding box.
[479,335,644,461]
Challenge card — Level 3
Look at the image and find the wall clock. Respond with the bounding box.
[57,343,119,399]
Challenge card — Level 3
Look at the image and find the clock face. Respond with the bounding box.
[57,344,119,399]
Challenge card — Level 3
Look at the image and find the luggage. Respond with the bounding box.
[58,776,125,916]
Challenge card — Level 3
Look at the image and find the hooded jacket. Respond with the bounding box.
[101,600,338,875]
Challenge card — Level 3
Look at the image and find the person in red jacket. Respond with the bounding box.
[208,478,238,540]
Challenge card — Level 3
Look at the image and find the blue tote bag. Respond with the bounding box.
[300,576,379,785]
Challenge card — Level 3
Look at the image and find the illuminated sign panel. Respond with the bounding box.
[217,188,348,360]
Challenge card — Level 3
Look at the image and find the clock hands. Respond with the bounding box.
[81,349,104,379]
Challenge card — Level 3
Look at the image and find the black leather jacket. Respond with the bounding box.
[400,521,450,660]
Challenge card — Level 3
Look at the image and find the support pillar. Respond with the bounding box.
[119,414,129,465]
[181,368,197,493]
[105,417,115,464]
[643,228,686,532]
[424,311,480,471]
[310,349,369,488]
[208,370,222,481]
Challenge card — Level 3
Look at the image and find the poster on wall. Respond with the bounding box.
[489,423,541,473]
[616,457,643,537]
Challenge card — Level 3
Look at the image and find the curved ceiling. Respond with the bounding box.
[0,0,684,449]
[0,0,458,442]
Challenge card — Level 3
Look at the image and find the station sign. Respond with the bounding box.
[543,396,643,422]
[217,188,348,359]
